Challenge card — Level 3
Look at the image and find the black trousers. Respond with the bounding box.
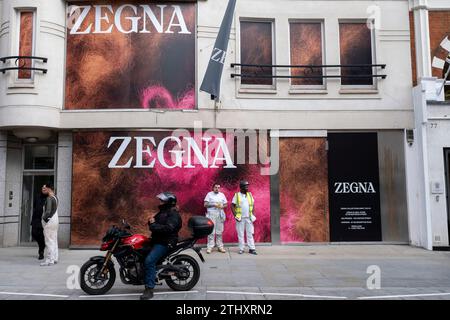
[31,226,45,255]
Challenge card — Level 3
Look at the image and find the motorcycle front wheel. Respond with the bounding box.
[165,254,200,291]
[79,260,116,295]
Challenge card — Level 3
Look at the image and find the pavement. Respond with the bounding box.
[1,244,450,300]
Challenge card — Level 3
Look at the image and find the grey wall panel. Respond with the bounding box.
[56,132,73,248]
[378,131,409,242]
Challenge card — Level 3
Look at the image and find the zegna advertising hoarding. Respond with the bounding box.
[73,133,375,245]
[71,131,272,245]
[279,138,329,243]
[328,133,382,242]
[71,131,387,245]
[65,1,196,110]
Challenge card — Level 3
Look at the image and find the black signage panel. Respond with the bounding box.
[328,133,382,242]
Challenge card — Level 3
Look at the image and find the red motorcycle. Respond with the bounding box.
[79,216,213,295]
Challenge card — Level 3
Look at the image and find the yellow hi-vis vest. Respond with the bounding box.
[234,192,254,220]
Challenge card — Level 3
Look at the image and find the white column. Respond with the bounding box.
[2,135,21,247]
[406,85,433,250]
[0,132,7,247]
[56,132,72,248]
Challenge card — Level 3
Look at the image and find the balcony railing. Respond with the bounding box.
[230,63,387,80]
[0,56,48,74]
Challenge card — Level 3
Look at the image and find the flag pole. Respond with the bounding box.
[214,92,221,129]
[199,0,237,102]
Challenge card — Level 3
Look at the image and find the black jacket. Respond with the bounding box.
[149,206,182,247]
[31,195,46,229]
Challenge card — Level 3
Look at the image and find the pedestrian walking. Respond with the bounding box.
[40,183,59,266]
[31,192,47,260]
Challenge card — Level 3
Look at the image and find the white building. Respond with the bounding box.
[408,0,450,250]
[0,0,420,249]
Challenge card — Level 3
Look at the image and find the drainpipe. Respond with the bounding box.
[414,84,434,250]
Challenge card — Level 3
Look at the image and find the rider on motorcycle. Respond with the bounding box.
[141,192,182,300]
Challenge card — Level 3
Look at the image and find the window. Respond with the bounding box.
[290,21,324,87]
[443,61,450,101]
[339,21,375,86]
[240,20,274,86]
[24,145,55,170]
[17,11,35,80]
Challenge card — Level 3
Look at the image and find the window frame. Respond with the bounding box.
[22,144,57,172]
[237,17,276,92]
[9,8,37,88]
[338,19,378,91]
[443,62,450,101]
[288,19,326,91]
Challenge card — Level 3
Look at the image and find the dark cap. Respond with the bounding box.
[239,180,249,187]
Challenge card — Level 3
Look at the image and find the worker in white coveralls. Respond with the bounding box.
[40,182,59,266]
[204,183,228,254]
[231,180,257,255]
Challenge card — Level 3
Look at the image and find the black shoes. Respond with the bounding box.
[239,249,257,255]
[38,252,44,260]
[140,287,154,300]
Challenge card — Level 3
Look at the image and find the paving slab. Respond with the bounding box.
[1,245,450,300]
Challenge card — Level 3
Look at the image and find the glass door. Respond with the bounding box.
[20,175,54,243]
[20,145,56,244]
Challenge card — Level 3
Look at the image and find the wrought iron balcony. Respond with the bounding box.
[230,63,387,80]
[0,56,48,74]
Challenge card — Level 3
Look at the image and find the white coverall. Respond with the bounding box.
[232,193,256,251]
[204,191,227,249]
[42,196,59,263]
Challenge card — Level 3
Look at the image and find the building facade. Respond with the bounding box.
[0,0,419,248]
[408,0,450,250]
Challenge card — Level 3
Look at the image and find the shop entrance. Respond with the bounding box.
[445,149,450,243]
[20,145,56,244]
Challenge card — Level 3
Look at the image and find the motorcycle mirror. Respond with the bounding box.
[121,219,131,230]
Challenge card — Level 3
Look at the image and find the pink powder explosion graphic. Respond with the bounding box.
[135,135,271,243]
[141,85,195,110]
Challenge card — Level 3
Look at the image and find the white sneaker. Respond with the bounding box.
[40,260,54,266]
[206,248,212,254]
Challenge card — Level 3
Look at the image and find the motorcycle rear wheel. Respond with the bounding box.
[80,260,116,295]
[165,254,200,291]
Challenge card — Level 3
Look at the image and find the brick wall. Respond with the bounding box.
[429,11,450,79]
[410,10,450,86]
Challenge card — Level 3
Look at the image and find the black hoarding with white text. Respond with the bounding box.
[328,133,382,242]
